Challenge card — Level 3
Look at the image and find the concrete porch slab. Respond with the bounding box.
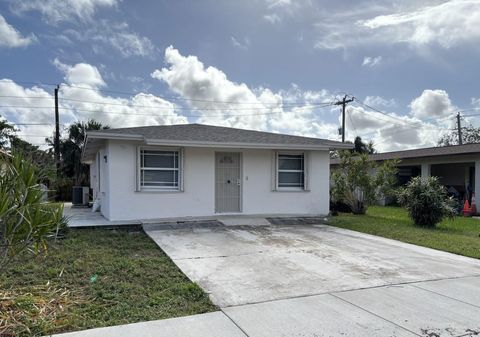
[63,203,141,228]
[51,311,246,337]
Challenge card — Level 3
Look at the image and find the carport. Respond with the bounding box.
[332,143,480,209]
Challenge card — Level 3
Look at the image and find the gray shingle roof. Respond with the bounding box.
[331,143,480,164]
[86,123,350,148]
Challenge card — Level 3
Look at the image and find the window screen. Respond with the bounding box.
[277,153,305,189]
[140,150,180,190]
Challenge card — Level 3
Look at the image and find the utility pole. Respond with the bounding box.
[335,95,354,142]
[54,85,60,178]
[456,112,463,145]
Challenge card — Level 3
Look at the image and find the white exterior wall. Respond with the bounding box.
[98,146,110,219]
[100,140,330,221]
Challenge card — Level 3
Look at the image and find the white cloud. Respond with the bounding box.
[364,95,396,108]
[263,13,281,24]
[262,0,306,24]
[149,46,461,151]
[101,24,156,57]
[344,104,445,152]
[53,58,106,88]
[11,0,118,24]
[314,0,480,51]
[0,60,188,146]
[362,56,382,67]
[151,46,270,130]
[409,89,455,119]
[266,0,292,9]
[64,21,157,58]
[0,14,36,48]
[151,46,339,138]
[0,79,55,146]
[362,0,480,48]
[51,60,187,128]
[230,36,250,50]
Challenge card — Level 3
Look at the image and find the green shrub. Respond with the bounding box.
[331,151,398,214]
[0,151,68,271]
[397,176,455,227]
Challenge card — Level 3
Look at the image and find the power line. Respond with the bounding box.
[0,103,334,117]
[353,100,432,129]
[0,80,58,87]
[59,83,336,105]
[353,99,458,132]
[0,93,334,109]
[460,112,480,117]
[347,109,358,136]
[58,96,333,108]
[13,123,57,126]
[0,95,53,100]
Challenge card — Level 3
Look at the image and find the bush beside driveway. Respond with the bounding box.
[328,206,480,259]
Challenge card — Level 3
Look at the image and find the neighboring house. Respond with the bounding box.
[331,143,480,209]
[82,123,350,221]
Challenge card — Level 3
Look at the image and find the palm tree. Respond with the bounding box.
[48,119,110,186]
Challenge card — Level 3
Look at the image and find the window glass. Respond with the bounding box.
[278,154,303,170]
[278,172,304,187]
[142,170,177,187]
[142,151,178,168]
[277,153,304,189]
[140,150,180,190]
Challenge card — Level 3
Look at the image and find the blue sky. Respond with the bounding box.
[1,0,479,151]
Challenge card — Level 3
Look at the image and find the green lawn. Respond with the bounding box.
[329,206,480,259]
[0,229,217,337]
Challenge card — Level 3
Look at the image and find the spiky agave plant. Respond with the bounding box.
[0,151,68,271]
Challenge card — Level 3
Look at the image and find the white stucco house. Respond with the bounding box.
[82,124,351,221]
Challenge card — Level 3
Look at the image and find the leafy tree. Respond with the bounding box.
[352,136,376,154]
[10,136,55,176]
[0,151,67,271]
[330,137,376,159]
[0,118,17,149]
[438,124,480,146]
[397,176,455,227]
[48,119,109,186]
[331,151,398,214]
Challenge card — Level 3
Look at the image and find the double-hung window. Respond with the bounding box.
[276,152,306,190]
[138,149,182,191]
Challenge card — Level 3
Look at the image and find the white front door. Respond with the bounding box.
[215,152,242,213]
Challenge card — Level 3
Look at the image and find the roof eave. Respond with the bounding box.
[144,138,349,150]
[83,131,353,158]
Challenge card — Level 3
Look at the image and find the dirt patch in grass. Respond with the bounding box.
[0,228,217,336]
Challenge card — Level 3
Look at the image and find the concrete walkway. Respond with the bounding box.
[52,312,246,337]
[53,276,480,337]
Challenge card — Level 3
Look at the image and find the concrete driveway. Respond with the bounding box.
[145,223,480,337]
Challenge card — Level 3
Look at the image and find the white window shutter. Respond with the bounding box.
[271,150,278,191]
[304,151,309,191]
[135,146,141,191]
[180,147,185,191]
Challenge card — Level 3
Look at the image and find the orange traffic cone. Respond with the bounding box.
[471,193,477,215]
[463,199,472,217]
